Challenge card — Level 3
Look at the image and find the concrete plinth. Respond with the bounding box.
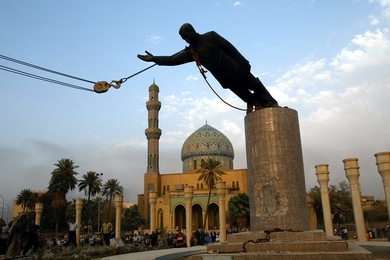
[244,107,310,231]
[115,195,123,238]
[375,152,390,220]
[75,198,83,247]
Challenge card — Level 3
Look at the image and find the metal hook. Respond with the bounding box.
[94,80,122,93]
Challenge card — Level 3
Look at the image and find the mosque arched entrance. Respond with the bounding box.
[207,203,219,230]
[174,204,186,230]
[192,204,203,230]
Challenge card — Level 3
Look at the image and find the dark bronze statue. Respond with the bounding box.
[138,23,278,110]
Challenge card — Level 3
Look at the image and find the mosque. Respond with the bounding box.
[137,82,248,231]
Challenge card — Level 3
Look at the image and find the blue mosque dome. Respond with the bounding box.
[181,124,234,172]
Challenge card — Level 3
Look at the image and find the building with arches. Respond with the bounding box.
[137,82,247,231]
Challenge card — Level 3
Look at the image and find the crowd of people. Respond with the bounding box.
[334,225,390,240]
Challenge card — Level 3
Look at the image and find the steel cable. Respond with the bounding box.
[0,65,95,92]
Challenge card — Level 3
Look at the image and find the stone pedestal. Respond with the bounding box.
[35,203,44,226]
[184,186,194,247]
[75,198,83,246]
[149,191,157,232]
[244,107,310,231]
[315,164,333,236]
[375,152,390,220]
[115,195,124,238]
[343,158,367,242]
[216,181,227,242]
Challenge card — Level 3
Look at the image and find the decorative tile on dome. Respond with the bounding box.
[181,124,234,160]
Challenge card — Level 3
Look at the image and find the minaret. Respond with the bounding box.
[145,81,162,174]
[143,81,162,226]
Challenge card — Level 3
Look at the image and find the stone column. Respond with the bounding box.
[343,158,367,242]
[115,195,124,238]
[149,191,157,232]
[375,152,390,220]
[184,186,194,247]
[75,198,83,246]
[35,203,44,226]
[245,107,310,231]
[315,164,333,236]
[217,181,227,242]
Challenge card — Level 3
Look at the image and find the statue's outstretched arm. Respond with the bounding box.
[137,49,193,66]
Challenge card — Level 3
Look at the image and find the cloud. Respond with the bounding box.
[233,2,243,7]
[370,0,390,19]
[147,35,164,45]
[185,75,198,81]
[369,15,379,25]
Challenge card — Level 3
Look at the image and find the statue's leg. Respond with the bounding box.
[228,87,259,113]
[247,74,278,107]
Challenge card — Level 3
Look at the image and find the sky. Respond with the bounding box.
[1,0,390,220]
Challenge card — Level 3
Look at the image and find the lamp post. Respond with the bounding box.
[97,173,103,233]
[1,202,10,222]
[0,194,4,219]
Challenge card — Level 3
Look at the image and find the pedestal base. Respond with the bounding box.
[203,231,374,260]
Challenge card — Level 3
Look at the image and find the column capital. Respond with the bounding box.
[184,186,194,200]
[375,152,390,179]
[115,195,124,208]
[76,198,83,211]
[216,181,227,196]
[35,203,44,214]
[149,191,158,204]
[343,158,360,179]
[315,164,330,185]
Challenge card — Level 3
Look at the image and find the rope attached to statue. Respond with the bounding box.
[189,49,246,112]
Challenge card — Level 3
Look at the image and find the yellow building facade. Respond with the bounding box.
[137,82,248,231]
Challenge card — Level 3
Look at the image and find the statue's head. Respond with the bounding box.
[179,23,198,44]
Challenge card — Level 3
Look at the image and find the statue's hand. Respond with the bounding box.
[137,51,155,62]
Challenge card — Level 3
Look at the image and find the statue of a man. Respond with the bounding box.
[138,23,278,110]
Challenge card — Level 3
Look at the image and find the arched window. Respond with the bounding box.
[163,185,166,194]
[201,183,203,189]
[193,160,197,170]
[232,181,235,188]
[167,185,170,191]
[197,183,199,189]
[236,181,239,188]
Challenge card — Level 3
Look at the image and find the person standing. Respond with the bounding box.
[23,219,41,255]
[65,214,81,247]
[343,228,348,240]
[5,214,28,258]
[211,230,216,243]
[0,220,10,255]
[100,219,113,246]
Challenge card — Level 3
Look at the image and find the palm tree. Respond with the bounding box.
[101,179,124,219]
[197,158,226,230]
[78,171,101,201]
[16,189,33,212]
[48,158,79,235]
[227,193,250,229]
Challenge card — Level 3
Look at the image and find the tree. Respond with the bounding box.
[48,158,79,235]
[122,205,146,231]
[78,171,101,201]
[101,179,124,220]
[227,193,250,229]
[307,181,354,228]
[16,189,33,212]
[197,158,226,230]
